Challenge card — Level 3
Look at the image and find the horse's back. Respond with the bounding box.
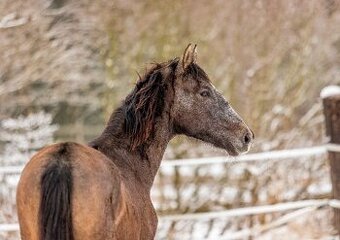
[17,142,121,240]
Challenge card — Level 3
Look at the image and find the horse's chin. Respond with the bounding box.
[224,138,252,156]
[226,148,240,156]
[224,142,240,156]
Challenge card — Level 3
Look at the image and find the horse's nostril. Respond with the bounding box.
[244,133,251,144]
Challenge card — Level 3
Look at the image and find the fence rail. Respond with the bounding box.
[0,145,333,174]
[1,144,339,174]
[1,199,339,234]
[159,199,340,221]
[161,145,327,167]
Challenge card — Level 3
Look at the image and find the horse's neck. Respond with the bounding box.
[90,108,172,189]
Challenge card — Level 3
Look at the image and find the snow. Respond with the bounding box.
[0,111,58,240]
[159,199,329,221]
[329,199,340,209]
[0,224,19,232]
[320,85,340,99]
[326,143,340,153]
[0,111,58,166]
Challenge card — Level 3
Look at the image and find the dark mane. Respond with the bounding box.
[123,59,178,150]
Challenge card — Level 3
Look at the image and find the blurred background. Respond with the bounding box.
[0,0,339,239]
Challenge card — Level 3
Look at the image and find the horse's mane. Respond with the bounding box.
[121,58,210,150]
[123,59,178,150]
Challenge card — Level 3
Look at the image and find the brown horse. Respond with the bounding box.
[16,44,254,240]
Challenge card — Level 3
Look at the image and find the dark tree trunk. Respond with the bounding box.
[322,88,340,235]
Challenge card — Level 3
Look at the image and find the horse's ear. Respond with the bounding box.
[179,43,197,71]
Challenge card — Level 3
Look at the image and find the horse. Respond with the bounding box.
[16,44,254,240]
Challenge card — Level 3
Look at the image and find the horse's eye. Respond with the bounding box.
[200,90,210,97]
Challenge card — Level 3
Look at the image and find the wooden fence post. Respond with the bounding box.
[321,85,340,235]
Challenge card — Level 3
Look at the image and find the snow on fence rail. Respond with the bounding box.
[1,144,339,174]
[1,199,339,233]
[159,199,340,221]
[0,224,18,232]
[209,205,335,240]
[162,145,327,167]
